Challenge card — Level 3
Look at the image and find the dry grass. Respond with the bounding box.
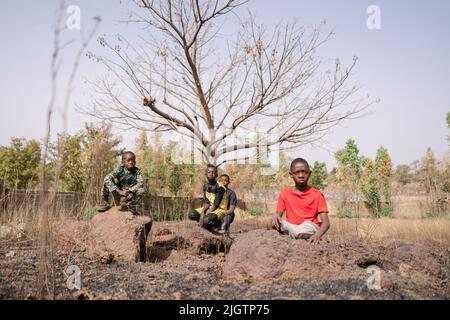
[149,214,450,246]
[328,217,450,245]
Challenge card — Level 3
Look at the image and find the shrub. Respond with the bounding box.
[249,208,264,217]
[336,207,353,219]
[81,207,98,220]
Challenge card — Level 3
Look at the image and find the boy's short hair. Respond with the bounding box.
[122,151,136,160]
[206,164,218,173]
[290,158,310,171]
[219,174,230,181]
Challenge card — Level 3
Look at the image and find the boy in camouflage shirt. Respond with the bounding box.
[97,151,145,214]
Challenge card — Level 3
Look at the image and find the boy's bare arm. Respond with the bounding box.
[309,213,330,244]
[198,203,210,226]
[271,212,283,231]
[227,205,236,215]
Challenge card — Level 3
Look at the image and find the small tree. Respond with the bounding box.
[0,138,41,189]
[309,161,328,191]
[53,124,122,194]
[335,139,363,216]
[395,164,413,186]
[375,146,393,215]
[169,165,182,196]
[419,148,438,195]
[447,112,450,141]
[55,134,85,192]
[361,157,383,217]
[439,153,450,193]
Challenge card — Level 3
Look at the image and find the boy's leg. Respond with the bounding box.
[221,212,235,234]
[295,221,319,240]
[280,221,318,239]
[97,184,112,212]
[188,209,202,222]
[126,189,144,215]
[202,213,222,231]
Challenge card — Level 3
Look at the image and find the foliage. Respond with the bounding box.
[0,138,41,189]
[395,164,413,186]
[249,208,264,217]
[309,161,328,190]
[418,148,438,195]
[361,157,382,217]
[52,123,122,193]
[81,207,98,221]
[169,165,182,196]
[336,207,353,219]
[334,139,363,215]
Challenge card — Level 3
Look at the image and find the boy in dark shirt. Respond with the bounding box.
[218,174,237,234]
[188,164,227,231]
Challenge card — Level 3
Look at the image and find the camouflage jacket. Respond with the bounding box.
[104,165,144,193]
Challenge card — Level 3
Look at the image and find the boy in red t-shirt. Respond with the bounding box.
[272,158,330,244]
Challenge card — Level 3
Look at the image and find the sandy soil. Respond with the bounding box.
[0,218,448,300]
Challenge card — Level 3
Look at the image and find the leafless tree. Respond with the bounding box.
[84,0,373,165]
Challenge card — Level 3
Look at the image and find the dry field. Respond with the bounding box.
[0,213,449,300]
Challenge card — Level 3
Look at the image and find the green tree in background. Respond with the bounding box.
[56,134,85,192]
[335,139,363,216]
[446,112,450,141]
[375,146,393,215]
[82,123,123,198]
[169,165,182,196]
[0,138,41,189]
[361,157,382,217]
[395,164,413,186]
[309,161,328,191]
[419,148,438,195]
[54,123,122,193]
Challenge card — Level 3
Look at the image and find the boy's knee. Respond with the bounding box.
[135,188,145,197]
[189,210,200,221]
[204,213,220,226]
[224,213,235,224]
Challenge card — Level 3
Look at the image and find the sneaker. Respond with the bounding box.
[129,206,139,215]
[119,196,128,211]
[97,203,111,212]
[220,221,230,235]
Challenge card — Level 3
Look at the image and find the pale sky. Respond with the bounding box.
[0,0,449,169]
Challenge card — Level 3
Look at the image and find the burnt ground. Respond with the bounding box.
[0,219,448,300]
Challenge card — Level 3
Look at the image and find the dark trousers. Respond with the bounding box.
[188,210,235,230]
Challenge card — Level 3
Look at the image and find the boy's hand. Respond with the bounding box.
[117,189,129,197]
[308,234,321,244]
[271,214,281,231]
[198,213,205,227]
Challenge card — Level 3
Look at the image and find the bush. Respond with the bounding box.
[170,199,182,220]
[378,205,393,218]
[249,208,264,217]
[336,207,353,219]
[81,207,98,220]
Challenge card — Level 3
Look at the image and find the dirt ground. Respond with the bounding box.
[0,217,448,300]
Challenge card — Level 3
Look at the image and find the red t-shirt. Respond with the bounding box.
[276,187,329,226]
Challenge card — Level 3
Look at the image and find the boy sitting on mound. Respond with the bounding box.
[97,151,145,215]
[272,158,330,244]
[218,174,238,234]
[189,164,228,233]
